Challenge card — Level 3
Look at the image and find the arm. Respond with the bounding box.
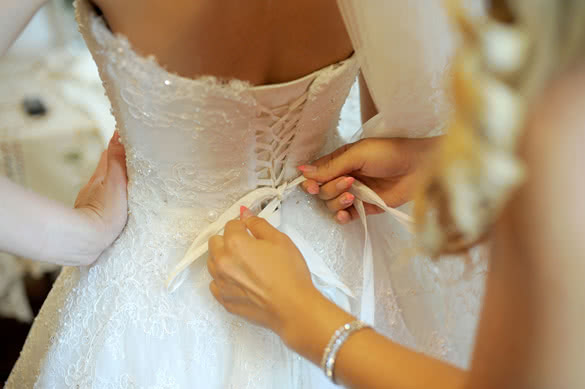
[0,0,48,56]
[207,65,585,387]
[0,176,97,266]
[307,66,585,388]
[466,66,585,389]
[0,133,128,266]
[284,285,466,389]
[208,210,466,389]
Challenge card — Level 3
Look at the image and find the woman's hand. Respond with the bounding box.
[298,137,439,224]
[207,207,323,343]
[0,132,128,266]
[73,132,128,263]
[207,211,464,389]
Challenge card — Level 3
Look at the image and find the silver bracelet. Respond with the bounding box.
[320,320,370,384]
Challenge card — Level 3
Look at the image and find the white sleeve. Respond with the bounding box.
[0,0,47,56]
[338,0,458,139]
[0,176,94,266]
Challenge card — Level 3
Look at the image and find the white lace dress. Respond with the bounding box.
[6,1,486,388]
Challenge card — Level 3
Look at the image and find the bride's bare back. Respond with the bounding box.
[92,0,353,85]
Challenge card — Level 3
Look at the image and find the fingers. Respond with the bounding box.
[74,148,107,207]
[240,206,254,220]
[208,235,224,259]
[222,219,255,256]
[209,280,222,302]
[300,179,320,195]
[335,209,353,225]
[243,216,281,241]
[238,206,281,241]
[334,202,384,225]
[318,176,355,200]
[94,150,108,180]
[308,175,356,215]
[108,131,125,158]
[207,235,232,282]
[298,142,362,183]
[105,131,128,189]
[325,192,355,213]
[207,256,219,279]
[301,174,355,199]
[223,219,249,240]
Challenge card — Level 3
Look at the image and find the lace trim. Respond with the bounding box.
[79,0,356,96]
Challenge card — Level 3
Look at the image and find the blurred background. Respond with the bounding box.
[0,0,361,381]
[0,0,114,381]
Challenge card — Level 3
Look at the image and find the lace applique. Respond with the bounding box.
[5,1,485,387]
[124,144,244,209]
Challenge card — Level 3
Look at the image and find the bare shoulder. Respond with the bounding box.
[517,62,585,293]
[467,64,585,389]
[522,62,585,240]
[89,0,352,84]
[527,63,585,146]
[508,62,585,387]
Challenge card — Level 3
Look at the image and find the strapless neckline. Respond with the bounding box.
[83,1,356,94]
[5,2,485,388]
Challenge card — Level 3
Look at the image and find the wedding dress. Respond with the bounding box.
[7,1,485,387]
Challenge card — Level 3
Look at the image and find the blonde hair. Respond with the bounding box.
[415,0,585,255]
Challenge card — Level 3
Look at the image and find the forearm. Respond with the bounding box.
[0,177,99,265]
[285,289,467,389]
[0,0,47,56]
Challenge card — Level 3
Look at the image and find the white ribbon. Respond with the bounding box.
[166,176,414,323]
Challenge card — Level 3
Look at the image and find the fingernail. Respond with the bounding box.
[307,183,319,195]
[240,206,253,220]
[297,165,317,173]
[336,212,349,224]
[111,132,120,144]
[341,193,354,205]
[336,176,355,190]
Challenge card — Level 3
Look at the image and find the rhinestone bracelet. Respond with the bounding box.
[320,320,370,384]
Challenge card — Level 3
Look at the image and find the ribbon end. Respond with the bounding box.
[166,268,189,292]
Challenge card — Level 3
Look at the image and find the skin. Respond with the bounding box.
[209,209,466,389]
[0,133,128,266]
[299,136,440,224]
[300,72,438,225]
[0,1,128,266]
[91,0,353,85]
[466,64,585,389]
[207,62,585,388]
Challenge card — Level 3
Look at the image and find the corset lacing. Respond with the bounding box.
[166,94,413,325]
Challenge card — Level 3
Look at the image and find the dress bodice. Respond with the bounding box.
[4,6,483,388]
[76,0,359,220]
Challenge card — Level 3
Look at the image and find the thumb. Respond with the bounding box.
[240,207,281,241]
[298,143,361,183]
[105,131,128,187]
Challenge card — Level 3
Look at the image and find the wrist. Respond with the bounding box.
[279,287,355,365]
